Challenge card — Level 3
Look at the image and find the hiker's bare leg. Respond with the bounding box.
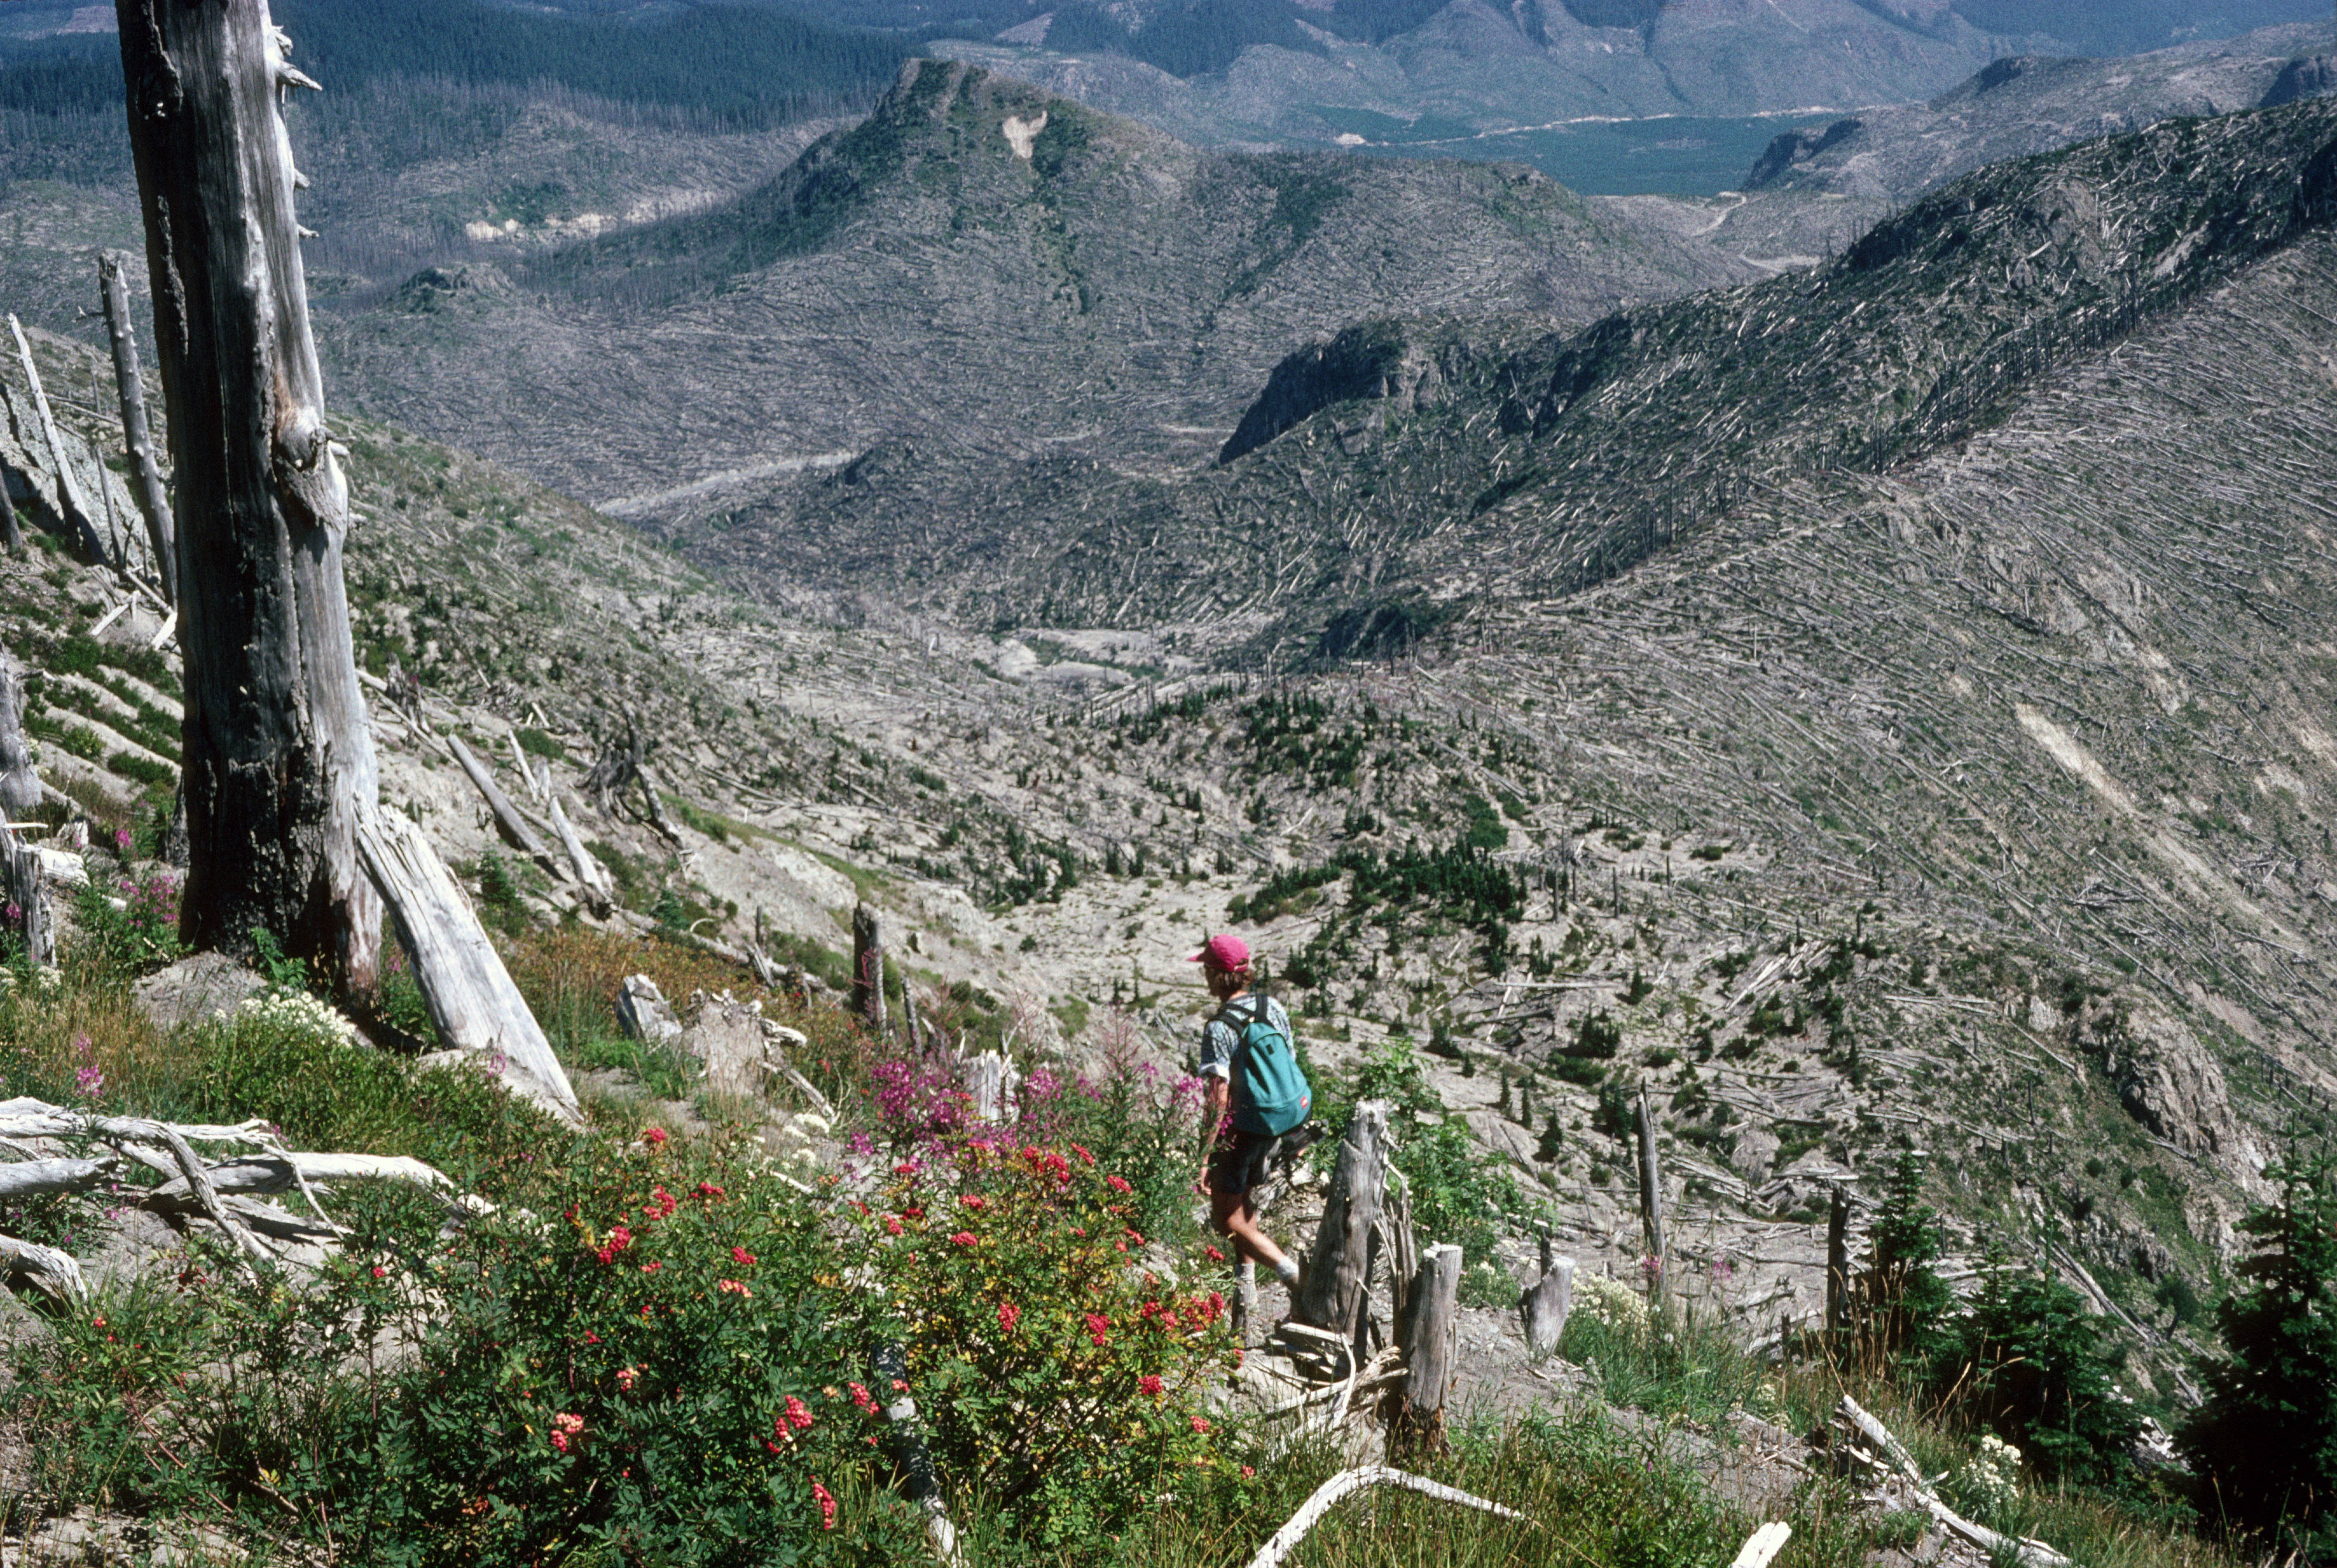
[1210,1187,1292,1276]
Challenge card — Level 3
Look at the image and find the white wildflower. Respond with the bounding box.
[1574,1270,1653,1343]
[239,987,359,1048]
[1954,1434,2022,1518]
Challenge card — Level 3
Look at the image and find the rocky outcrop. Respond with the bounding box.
[1744,117,1862,190]
[2262,55,2337,109]
[2072,997,2262,1188]
[1220,320,1493,464]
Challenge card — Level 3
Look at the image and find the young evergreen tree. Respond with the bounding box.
[1862,1149,1954,1359]
[2180,1153,2337,1558]
[1932,1267,2140,1484]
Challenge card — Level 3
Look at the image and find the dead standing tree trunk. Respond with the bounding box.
[114,0,381,996]
[1292,1100,1390,1348]
[97,249,176,604]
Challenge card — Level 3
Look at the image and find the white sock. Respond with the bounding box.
[1275,1259,1300,1286]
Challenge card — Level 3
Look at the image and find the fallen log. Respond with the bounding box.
[546,791,612,914]
[355,807,581,1124]
[6,314,107,563]
[1242,1466,1528,1568]
[446,732,564,881]
[0,1234,85,1304]
[1729,1522,1793,1568]
[1835,1396,2071,1568]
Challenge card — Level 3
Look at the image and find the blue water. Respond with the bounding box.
[1306,103,1837,197]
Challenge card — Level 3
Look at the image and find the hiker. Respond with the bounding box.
[1192,933,1310,1292]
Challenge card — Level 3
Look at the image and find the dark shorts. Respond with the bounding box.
[1208,1128,1278,1199]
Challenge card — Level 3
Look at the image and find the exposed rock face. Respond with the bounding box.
[2073,997,2261,1187]
[2262,55,2337,109]
[1221,318,1494,463]
[134,952,266,1035]
[1744,118,1862,190]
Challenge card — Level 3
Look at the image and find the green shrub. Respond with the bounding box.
[851,1140,1237,1549]
[70,863,183,975]
[15,1135,923,1566]
[2181,1153,2337,1558]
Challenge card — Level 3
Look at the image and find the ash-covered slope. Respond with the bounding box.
[319,59,1759,521]
[693,98,2337,633]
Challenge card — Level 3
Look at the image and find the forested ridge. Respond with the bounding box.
[0,0,914,129]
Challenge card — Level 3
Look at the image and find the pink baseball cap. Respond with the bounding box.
[1189,933,1251,971]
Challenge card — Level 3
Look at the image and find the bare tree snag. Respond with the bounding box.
[114,0,382,999]
[0,458,21,556]
[98,249,176,603]
[355,808,581,1124]
[583,728,642,816]
[1635,1085,1667,1304]
[1391,1243,1461,1457]
[0,648,40,818]
[1824,1185,1851,1337]
[446,732,563,880]
[851,901,886,1035]
[7,314,108,564]
[1293,1099,1389,1341]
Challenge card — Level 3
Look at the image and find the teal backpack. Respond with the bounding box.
[1218,994,1311,1136]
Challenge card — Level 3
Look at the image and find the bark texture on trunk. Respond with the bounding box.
[0,648,40,818]
[98,249,177,604]
[1293,1099,1389,1339]
[114,0,380,998]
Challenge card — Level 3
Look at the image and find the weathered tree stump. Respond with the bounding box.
[1392,1243,1461,1457]
[1520,1237,1575,1356]
[2,829,50,967]
[1293,1099,1390,1342]
[851,901,886,1036]
[114,0,383,998]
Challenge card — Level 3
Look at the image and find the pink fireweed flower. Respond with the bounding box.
[812,1481,837,1530]
[1639,1254,1663,1280]
[997,1301,1020,1335]
[1139,1375,1163,1397]
[74,1065,104,1098]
